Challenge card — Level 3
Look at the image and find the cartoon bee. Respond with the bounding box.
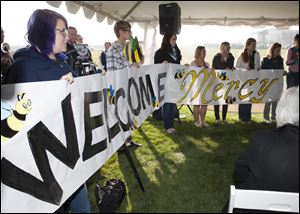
[175,69,185,79]
[225,96,236,104]
[217,71,229,81]
[123,36,143,64]
[1,93,32,142]
[152,96,159,108]
[107,85,115,105]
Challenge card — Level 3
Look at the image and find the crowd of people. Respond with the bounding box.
[1,8,299,213]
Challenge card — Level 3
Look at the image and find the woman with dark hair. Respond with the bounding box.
[261,43,284,123]
[212,42,235,123]
[154,32,182,134]
[235,38,261,123]
[5,9,91,213]
[5,9,74,83]
[286,34,299,88]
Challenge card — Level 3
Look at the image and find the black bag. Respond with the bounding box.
[95,179,126,213]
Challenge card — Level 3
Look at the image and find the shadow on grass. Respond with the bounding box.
[87,110,276,213]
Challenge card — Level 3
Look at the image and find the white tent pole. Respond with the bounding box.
[143,23,149,64]
[150,25,157,64]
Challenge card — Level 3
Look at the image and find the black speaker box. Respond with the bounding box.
[159,3,181,35]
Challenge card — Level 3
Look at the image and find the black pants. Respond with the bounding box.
[238,104,252,122]
[214,105,228,121]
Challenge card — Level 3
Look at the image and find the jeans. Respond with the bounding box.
[64,184,91,213]
[161,103,176,129]
[263,102,277,121]
[214,105,228,121]
[286,72,299,89]
[238,104,252,122]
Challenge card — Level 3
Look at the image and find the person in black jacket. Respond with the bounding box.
[261,43,284,124]
[65,26,93,76]
[4,9,91,213]
[154,32,182,134]
[100,42,111,71]
[1,27,13,84]
[224,86,299,213]
[212,42,234,123]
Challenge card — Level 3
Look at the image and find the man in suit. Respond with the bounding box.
[224,86,299,213]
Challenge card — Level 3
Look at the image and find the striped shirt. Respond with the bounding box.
[106,41,130,72]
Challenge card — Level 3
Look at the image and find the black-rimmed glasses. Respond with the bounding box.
[56,28,68,37]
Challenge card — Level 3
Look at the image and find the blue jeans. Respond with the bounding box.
[238,104,252,122]
[161,103,176,129]
[286,72,299,89]
[65,184,91,213]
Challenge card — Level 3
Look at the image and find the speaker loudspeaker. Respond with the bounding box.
[159,3,181,35]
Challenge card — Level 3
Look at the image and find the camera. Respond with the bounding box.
[73,43,98,76]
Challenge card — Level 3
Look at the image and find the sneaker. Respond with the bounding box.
[195,122,202,128]
[127,141,142,148]
[264,119,272,124]
[240,120,250,124]
[222,120,228,124]
[271,119,277,123]
[216,119,221,124]
[202,122,210,128]
[166,128,177,135]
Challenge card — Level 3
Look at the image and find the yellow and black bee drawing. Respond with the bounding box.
[123,36,144,64]
[107,85,115,105]
[225,96,236,104]
[175,69,185,79]
[217,71,229,81]
[1,93,32,142]
[152,96,159,108]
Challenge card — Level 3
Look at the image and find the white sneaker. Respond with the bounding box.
[202,122,210,128]
[264,119,272,124]
[166,128,176,134]
[195,122,202,128]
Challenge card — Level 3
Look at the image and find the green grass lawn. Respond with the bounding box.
[86,106,276,213]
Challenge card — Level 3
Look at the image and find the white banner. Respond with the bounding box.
[1,64,284,213]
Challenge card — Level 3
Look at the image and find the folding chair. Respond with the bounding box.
[228,185,299,213]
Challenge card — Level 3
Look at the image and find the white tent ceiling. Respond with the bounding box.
[47,1,299,28]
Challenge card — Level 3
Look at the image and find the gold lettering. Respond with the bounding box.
[224,80,240,100]
[250,78,279,103]
[212,83,224,101]
[238,79,258,100]
[190,68,215,102]
[177,70,197,103]
[201,73,216,104]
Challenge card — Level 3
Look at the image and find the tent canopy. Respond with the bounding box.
[47,1,299,28]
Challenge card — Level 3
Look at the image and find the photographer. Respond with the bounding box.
[65,26,95,76]
[1,27,13,84]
